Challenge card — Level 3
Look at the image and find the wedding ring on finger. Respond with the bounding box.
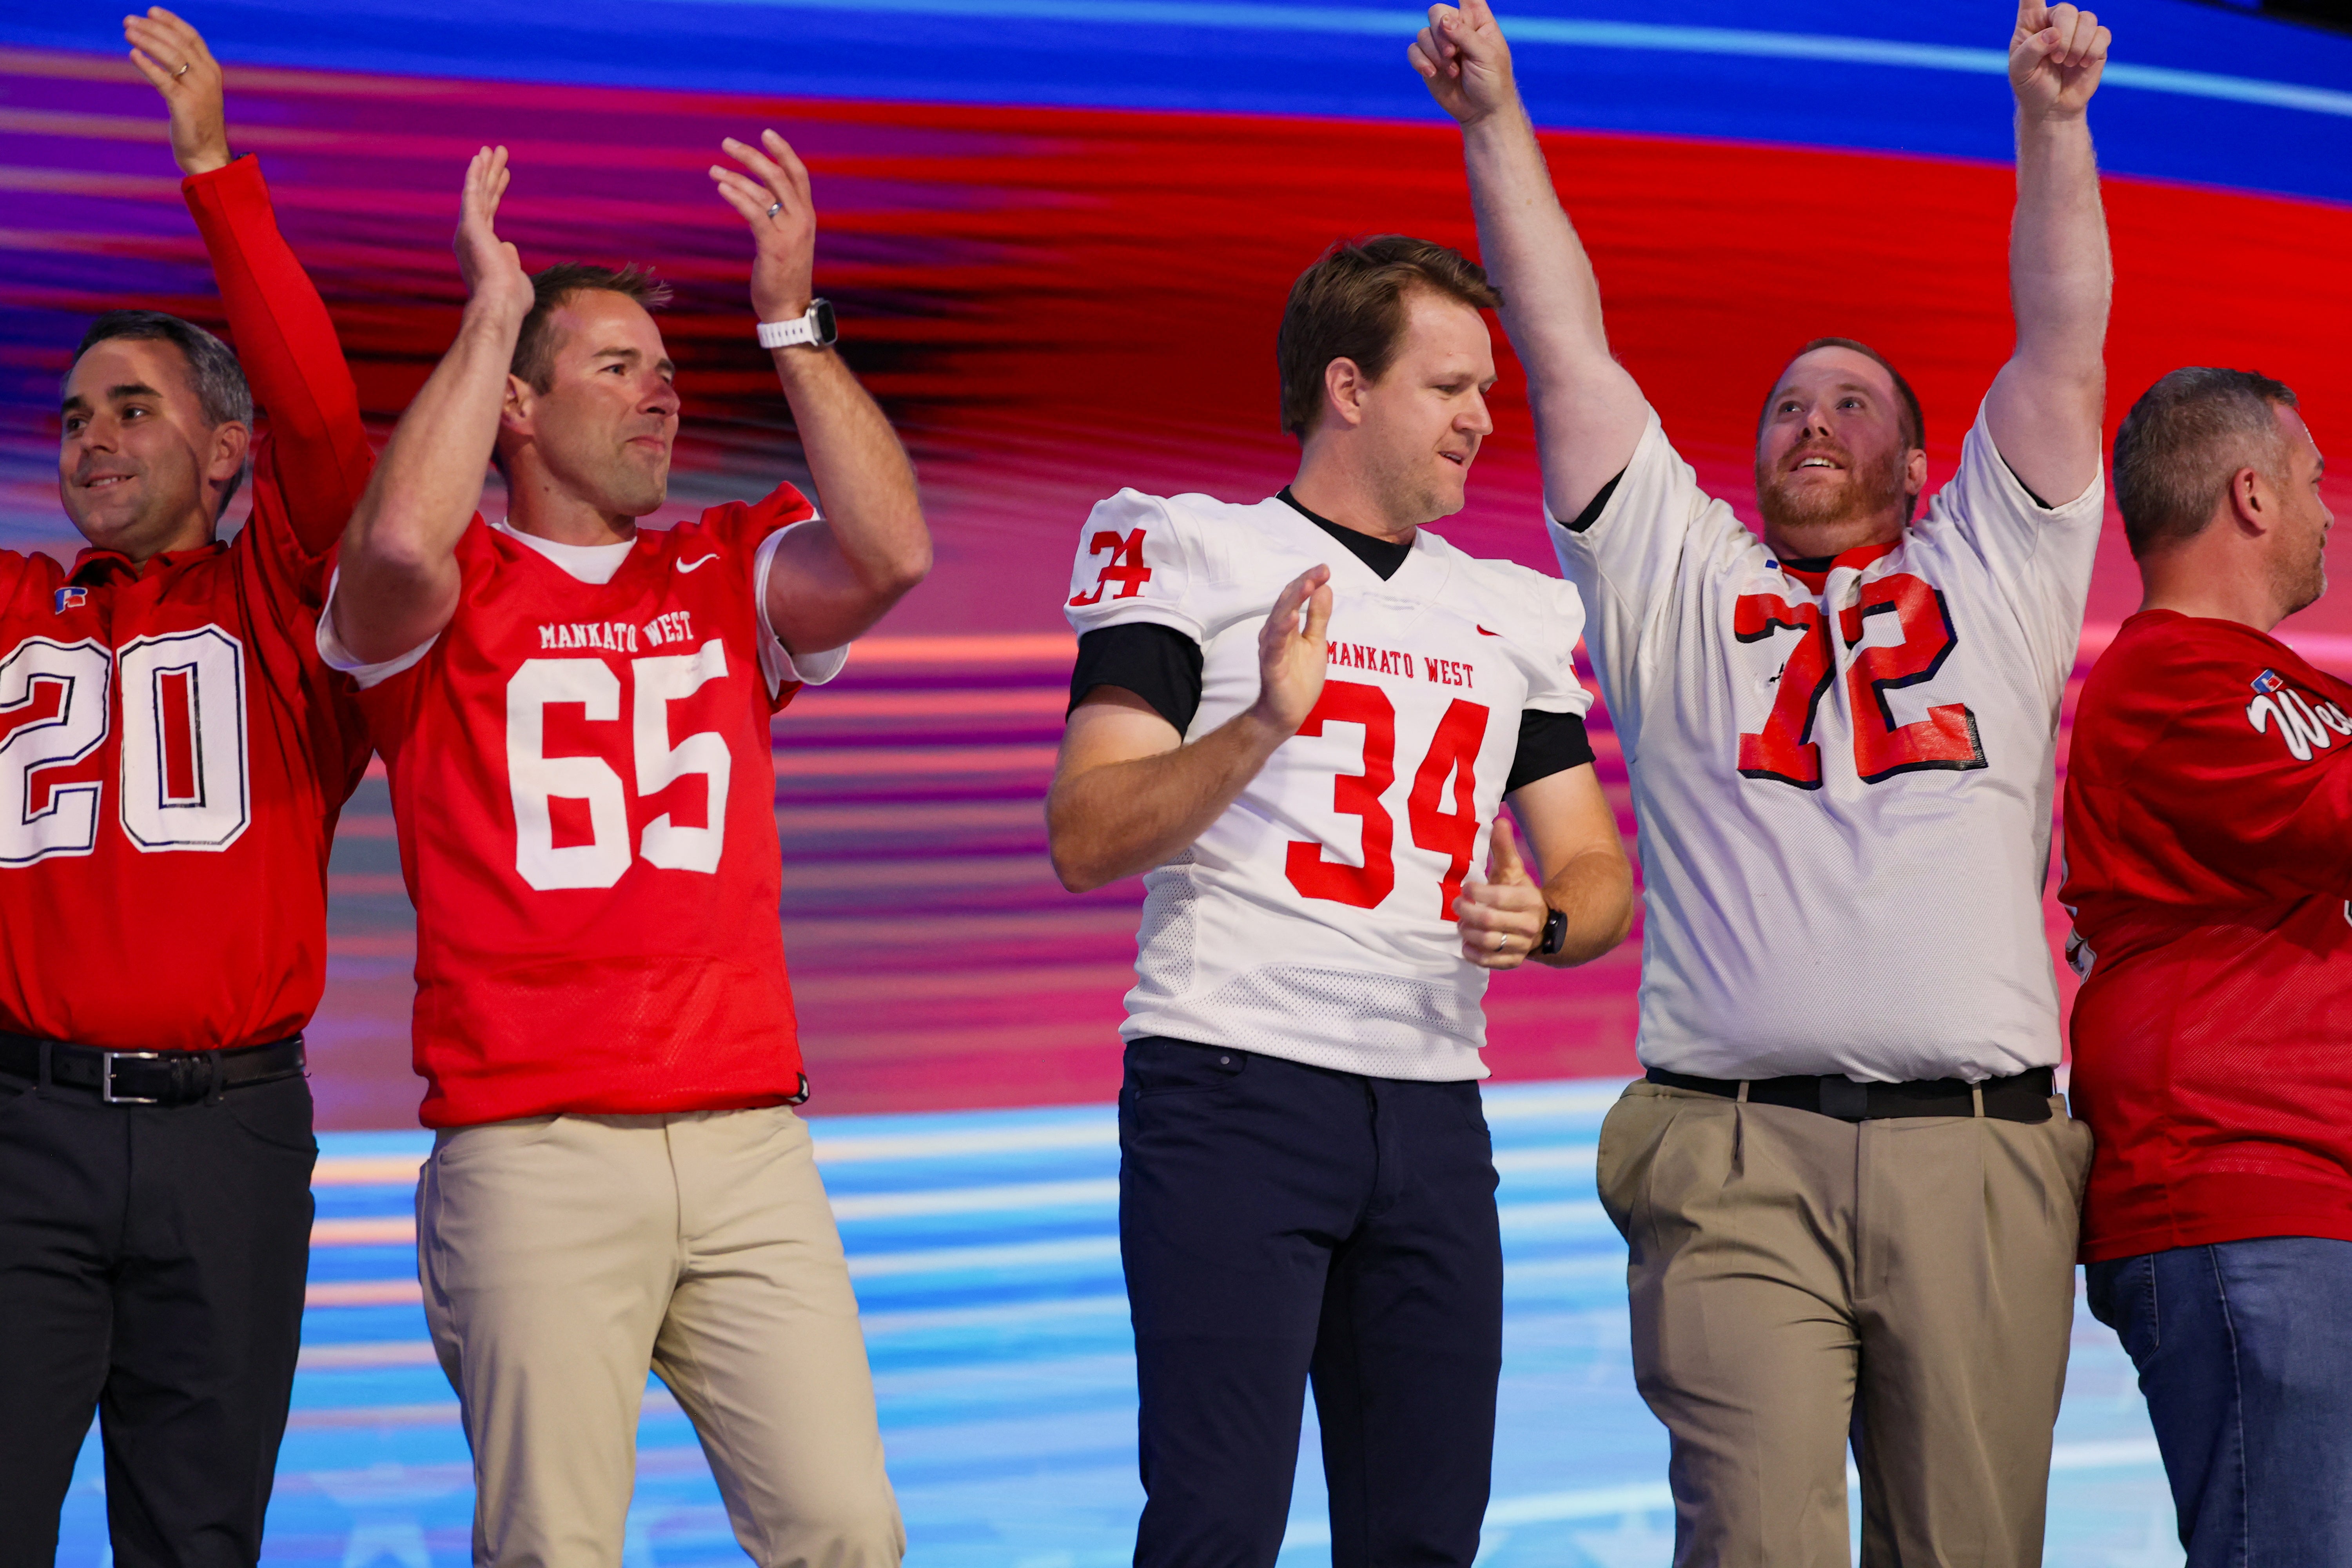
[766,200,782,218]
[174,61,191,77]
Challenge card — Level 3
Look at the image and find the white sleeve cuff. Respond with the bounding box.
[753,522,850,696]
[316,568,437,690]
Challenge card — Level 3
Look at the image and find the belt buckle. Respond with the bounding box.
[101,1050,163,1105]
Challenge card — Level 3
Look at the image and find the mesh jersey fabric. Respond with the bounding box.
[0,154,370,1051]
[1552,400,2102,1082]
[1064,488,1593,1080]
[328,490,840,1127]
[2061,610,2352,1262]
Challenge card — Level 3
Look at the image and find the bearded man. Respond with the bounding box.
[1416,2,2114,1563]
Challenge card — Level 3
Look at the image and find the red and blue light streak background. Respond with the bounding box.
[3,0,2349,1125]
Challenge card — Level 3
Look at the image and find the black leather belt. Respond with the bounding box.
[1645,1065,2055,1125]
[0,1032,306,1107]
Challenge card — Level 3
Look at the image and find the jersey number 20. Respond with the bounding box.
[507,642,733,891]
[1285,680,1491,918]
[1733,573,1986,789]
[0,632,250,865]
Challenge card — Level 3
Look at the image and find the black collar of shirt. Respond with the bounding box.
[1277,487,1412,583]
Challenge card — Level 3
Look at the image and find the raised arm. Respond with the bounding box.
[130,7,371,555]
[332,148,533,663]
[708,132,929,654]
[1414,0,1648,523]
[1985,2,2112,505]
[1048,567,1330,893]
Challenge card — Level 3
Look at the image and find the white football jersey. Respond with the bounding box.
[1551,401,2102,1083]
[1067,490,1593,1080]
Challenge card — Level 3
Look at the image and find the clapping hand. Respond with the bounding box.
[454,146,533,319]
[710,131,818,328]
[125,8,229,175]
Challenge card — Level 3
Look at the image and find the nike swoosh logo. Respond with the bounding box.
[1475,624,1502,636]
[676,554,720,574]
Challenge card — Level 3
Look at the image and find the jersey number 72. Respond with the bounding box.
[1733,572,1986,789]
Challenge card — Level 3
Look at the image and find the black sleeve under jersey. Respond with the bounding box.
[1067,623,1205,733]
[1508,710,1596,794]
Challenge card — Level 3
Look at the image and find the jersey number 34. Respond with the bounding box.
[1733,573,1986,789]
[1285,680,1490,919]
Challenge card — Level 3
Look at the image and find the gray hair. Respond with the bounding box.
[68,310,255,511]
[2113,367,2299,559]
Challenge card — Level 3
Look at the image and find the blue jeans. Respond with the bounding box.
[2086,1237,2352,1568]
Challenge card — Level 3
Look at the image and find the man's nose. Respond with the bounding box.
[1462,393,1494,437]
[644,381,680,416]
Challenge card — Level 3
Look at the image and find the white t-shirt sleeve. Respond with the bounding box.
[1915,399,2105,697]
[1522,574,1597,718]
[1062,490,1208,642]
[753,521,850,696]
[315,567,436,690]
[1546,409,1755,723]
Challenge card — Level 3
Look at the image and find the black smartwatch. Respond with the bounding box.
[1536,905,1568,958]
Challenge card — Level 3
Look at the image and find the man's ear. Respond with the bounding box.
[1904,446,1928,498]
[501,373,535,441]
[2228,465,2274,534]
[203,421,250,505]
[1322,358,1368,432]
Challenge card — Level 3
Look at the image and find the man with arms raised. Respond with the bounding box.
[325,138,927,1564]
[1050,236,1633,1567]
[2065,370,2346,1567]
[1417,2,2111,1561]
[0,11,372,1563]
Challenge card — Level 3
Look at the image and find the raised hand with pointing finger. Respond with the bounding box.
[1410,0,1519,128]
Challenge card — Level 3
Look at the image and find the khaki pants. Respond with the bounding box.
[417,1105,903,1568]
[1596,1082,2092,1568]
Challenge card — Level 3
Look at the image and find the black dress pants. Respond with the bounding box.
[1119,1037,1504,1568]
[0,1067,315,1568]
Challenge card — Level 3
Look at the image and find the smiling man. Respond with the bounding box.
[323,139,927,1564]
[0,12,373,1566]
[1416,1,2113,1562]
[1049,236,1633,1567]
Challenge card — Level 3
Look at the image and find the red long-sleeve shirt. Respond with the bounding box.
[0,156,371,1051]
[2061,609,2352,1263]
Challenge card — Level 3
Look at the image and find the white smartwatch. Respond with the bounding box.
[756,299,838,350]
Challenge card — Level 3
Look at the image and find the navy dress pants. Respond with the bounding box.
[2088,1236,2352,1568]
[1118,1036,1503,1568]
[0,1066,316,1568]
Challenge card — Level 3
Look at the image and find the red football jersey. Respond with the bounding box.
[338,492,828,1127]
[2061,609,2352,1263]
[0,156,370,1052]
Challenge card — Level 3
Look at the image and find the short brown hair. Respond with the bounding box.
[1277,236,1501,440]
[510,262,673,393]
[1757,336,1926,454]
[2113,367,2301,558]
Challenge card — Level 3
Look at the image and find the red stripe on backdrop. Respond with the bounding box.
[10,48,2345,1118]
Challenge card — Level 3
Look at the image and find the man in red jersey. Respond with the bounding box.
[322,134,927,1564]
[0,11,373,1566]
[2062,367,2344,1567]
